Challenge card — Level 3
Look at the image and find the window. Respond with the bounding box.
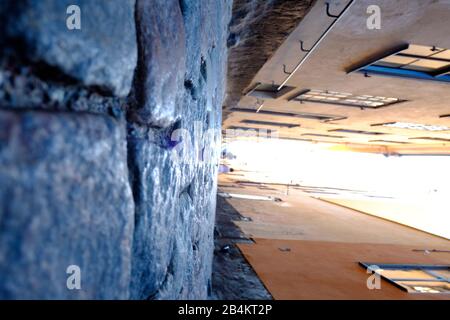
[278,137,313,142]
[349,44,450,83]
[240,119,300,128]
[372,122,450,132]
[360,263,450,293]
[329,129,385,135]
[370,140,410,144]
[231,108,346,122]
[245,83,295,99]
[290,89,404,109]
[409,137,450,142]
[301,133,345,139]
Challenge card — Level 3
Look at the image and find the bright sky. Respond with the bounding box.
[224,139,450,239]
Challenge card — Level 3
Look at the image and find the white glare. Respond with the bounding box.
[224,139,450,239]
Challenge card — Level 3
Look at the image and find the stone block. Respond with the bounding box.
[6,0,137,97]
[0,110,134,299]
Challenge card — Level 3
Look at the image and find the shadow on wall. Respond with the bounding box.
[224,0,315,117]
[0,0,231,299]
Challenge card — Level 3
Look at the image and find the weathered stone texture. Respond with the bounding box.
[131,0,186,127]
[0,110,134,299]
[0,0,232,300]
[0,52,126,116]
[128,0,232,300]
[5,0,137,97]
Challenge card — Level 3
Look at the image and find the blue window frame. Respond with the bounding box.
[348,44,450,83]
[360,65,450,83]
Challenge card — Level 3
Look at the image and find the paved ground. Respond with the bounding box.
[238,239,450,300]
[211,195,272,300]
[213,173,449,299]
[218,176,449,246]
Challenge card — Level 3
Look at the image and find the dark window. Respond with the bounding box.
[370,140,410,144]
[240,119,300,128]
[278,137,313,142]
[301,133,344,139]
[329,129,385,135]
[409,137,450,142]
[245,83,295,99]
[231,108,346,122]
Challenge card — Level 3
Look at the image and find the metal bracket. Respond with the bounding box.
[277,0,355,91]
[256,101,264,113]
[326,2,343,18]
[283,64,293,75]
[300,40,311,53]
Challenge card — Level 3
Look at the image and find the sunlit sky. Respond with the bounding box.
[224,139,450,239]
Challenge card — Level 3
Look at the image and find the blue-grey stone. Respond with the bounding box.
[0,0,232,301]
[129,0,232,300]
[127,124,221,300]
[0,59,126,115]
[130,0,186,127]
[6,0,137,97]
[0,110,134,299]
